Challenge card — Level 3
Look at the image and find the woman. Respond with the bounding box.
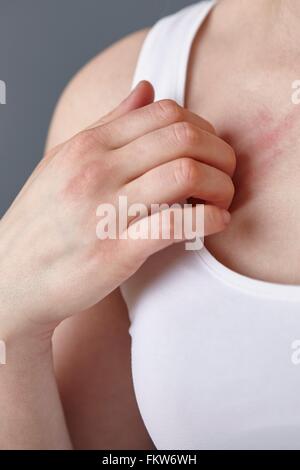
[1,0,300,450]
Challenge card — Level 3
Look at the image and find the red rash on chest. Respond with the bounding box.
[254,107,298,153]
[232,105,300,182]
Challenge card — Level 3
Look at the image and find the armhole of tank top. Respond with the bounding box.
[131,1,216,106]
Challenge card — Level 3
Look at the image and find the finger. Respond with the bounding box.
[123,204,231,265]
[86,80,155,130]
[90,98,215,149]
[124,157,235,210]
[114,121,236,181]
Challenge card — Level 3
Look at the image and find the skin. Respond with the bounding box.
[0,0,300,450]
[188,0,300,284]
[0,72,234,449]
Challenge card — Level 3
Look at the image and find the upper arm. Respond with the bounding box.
[49,29,154,450]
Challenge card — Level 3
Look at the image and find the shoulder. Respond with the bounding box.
[46,29,149,149]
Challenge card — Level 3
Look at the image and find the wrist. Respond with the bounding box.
[0,271,59,345]
[0,303,56,362]
[0,329,53,381]
[2,334,52,364]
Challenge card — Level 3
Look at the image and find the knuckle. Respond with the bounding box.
[173,121,199,146]
[155,99,182,123]
[93,124,113,147]
[66,128,110,163]
[75,130,98,152]
[66,130,98,159]
[174,158,199,189]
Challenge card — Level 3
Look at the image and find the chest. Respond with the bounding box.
[186,50,300,284]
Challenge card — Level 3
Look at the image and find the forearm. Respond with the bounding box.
[0,331,72,449]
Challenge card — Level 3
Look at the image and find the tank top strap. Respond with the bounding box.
[132,1,216,106]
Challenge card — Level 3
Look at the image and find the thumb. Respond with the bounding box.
[87,80,155,129]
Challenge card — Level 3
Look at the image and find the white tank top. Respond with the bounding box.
[121,1,300,450]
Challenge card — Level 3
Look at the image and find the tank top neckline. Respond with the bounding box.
[134,0,300,299]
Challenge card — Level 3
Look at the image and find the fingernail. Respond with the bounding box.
[222,210,231,225]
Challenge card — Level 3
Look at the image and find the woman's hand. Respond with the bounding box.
[0,81,235,338]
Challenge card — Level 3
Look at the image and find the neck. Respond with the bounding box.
[217,0,300,58]
[269,0,300,37]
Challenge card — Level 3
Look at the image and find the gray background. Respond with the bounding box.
[0,0,199,217]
